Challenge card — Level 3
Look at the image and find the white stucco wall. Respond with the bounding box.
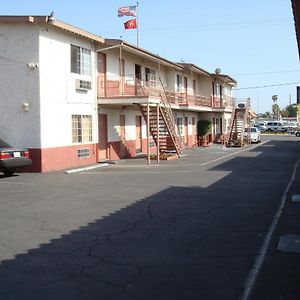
[197,77,212,97]
[175,111,199,136]
[106,50,173,87]
[39,26,98,148]
[99,107,145,142]
[0,23,41,148]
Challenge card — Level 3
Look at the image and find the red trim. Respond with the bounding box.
[20,136,197,172]
[23,144,97,173]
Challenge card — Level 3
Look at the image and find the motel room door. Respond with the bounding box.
[97,52,106,97]
[119,114,126,158]
[98,114,109,161]
[184,116,188,146]
[184,77,188,101]
[192,117,196,146]
[135,64,142,94]
[136,116,142,153]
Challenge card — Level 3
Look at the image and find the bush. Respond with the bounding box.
[197,120,212,137]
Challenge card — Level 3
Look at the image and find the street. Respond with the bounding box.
[0,135,300,300]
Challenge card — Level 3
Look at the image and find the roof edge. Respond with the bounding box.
[105,39,183,69]
[0,15,105,44]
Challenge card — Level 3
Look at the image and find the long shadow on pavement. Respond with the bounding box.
[0,140,299,300]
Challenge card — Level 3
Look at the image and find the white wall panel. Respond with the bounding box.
[0,23,40,148]
[39,27,98,148]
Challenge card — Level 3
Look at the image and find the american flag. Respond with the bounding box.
[118,6,136,17]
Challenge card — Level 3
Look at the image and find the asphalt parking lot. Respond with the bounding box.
[0,135,300,300]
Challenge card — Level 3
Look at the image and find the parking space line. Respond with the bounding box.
[0,181,35,186]
[200,141,269,166]
[79,170,191,175]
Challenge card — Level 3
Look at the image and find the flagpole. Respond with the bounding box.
[136,0,139,47]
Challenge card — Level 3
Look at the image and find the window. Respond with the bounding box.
[145,67,156,86]
[77,148,90,158]
[71,45,91,75]
[72,115,92,143]
[119,58,125,76]
[214,83,219,96]
[177,117,183,136]
[193,80,196,95]
[176,74,182,92]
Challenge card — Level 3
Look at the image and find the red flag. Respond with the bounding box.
[124,18,137,29]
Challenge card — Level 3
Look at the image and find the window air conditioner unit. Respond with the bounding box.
[75,79,92,91]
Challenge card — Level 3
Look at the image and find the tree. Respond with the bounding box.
[285,104,297,117]
[280,109,289,118]
[264,111,272,119]
[272,103,280,120]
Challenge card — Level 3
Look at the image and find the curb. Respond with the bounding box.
[64,163,109,174]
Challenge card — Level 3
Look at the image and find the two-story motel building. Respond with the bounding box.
[0,15,237,172]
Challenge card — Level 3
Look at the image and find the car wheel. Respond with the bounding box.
[296,132,300,137]
[2,169,16,176]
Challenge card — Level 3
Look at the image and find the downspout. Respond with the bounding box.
[119,41,123,95]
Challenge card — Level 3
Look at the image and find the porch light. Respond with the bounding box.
[23,102,30,112]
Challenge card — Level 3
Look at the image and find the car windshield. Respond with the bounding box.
[244,128,257,133]
[0,138,12,148]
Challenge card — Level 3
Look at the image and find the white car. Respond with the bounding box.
[254,123,267,132]
[284,121,298,133]
[265,121,286,132]
[244,127,261,143]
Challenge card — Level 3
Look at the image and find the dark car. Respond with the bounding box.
[0,138,32,176]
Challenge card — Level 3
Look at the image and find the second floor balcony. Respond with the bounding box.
[97,74,235,110]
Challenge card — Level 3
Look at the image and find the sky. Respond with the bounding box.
[1,0,299,114]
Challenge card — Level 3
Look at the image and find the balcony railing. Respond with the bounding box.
[97,74,234,109]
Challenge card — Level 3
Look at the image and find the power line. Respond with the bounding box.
[101,18,291,36]
[232,70,300,76]
[234,82,300,90]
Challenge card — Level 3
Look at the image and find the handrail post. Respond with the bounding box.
[147,102,150,165]
[157,103,160,163]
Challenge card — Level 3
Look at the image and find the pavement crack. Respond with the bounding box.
[105,234,114,245]
[147,204,153,219]
[29,213,66,235]
[208,210,216,218]
[1,242,18,253]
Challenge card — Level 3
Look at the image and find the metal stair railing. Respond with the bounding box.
[157,78,182,154]
[226,99,251,147]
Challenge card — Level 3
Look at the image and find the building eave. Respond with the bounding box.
[0,15,105,44]
[211,73,237,87]
[176,63,211,77]
[291,0,300,59]
[104,39,183,70]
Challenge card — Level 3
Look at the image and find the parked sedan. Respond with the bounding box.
[0,139,32,176]
[254,123,267,132]
[244,127,261,143]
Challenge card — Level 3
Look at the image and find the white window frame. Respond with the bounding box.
[71,45,91,76]
[177,117,183,136]
[176,74,183,92]
[72,115,93,143]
